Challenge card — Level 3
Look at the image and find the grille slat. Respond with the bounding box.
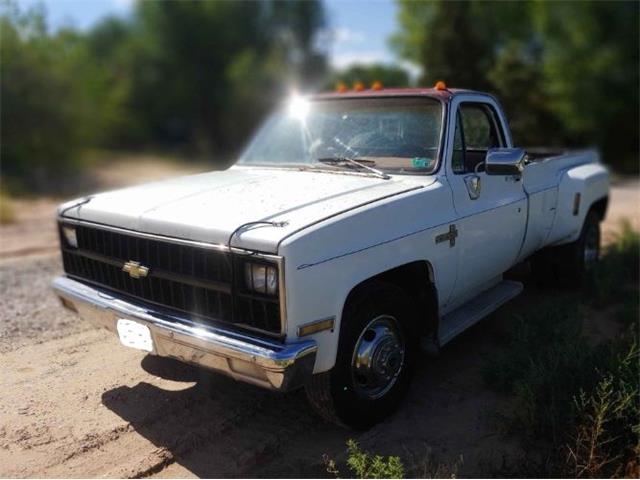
[60,224,281,334]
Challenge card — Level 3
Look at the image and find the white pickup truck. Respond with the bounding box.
[53,85,609,428]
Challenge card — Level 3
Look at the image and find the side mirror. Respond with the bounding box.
[485,148,526,176]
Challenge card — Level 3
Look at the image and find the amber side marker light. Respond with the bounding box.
[297,317,335,337]
[371,80,383,91]
[335,81,348,93]
[434,80,447,91]
[353,81,365,92]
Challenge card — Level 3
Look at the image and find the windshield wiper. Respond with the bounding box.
[317,157,391,180]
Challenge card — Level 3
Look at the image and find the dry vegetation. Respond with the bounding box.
[0,191,16,225]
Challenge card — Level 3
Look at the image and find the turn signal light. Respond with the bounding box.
[335,81,348,93]
[434,80,447,91]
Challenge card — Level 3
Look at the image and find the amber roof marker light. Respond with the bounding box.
[371,81,383,91]
[335,81,348,93]
[353,81,365,92]
[434,80,448,91]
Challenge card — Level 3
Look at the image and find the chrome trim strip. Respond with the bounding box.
[58,217,281,259]
[58,218,287,336]
[297,196,527,270]
[52,276,315,391]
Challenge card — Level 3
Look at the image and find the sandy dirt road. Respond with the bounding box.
[0,173,637,478]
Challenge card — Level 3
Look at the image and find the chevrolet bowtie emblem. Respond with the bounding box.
[122,260,149,279]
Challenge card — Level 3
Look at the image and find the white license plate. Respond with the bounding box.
[116,319,153,352]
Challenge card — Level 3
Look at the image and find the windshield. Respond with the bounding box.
[238,97,443,174]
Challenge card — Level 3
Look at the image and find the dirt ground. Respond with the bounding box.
[0,162,637,478]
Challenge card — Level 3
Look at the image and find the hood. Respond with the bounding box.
[61,166,433,253]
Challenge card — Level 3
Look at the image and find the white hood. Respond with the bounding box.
[61,166,432,253]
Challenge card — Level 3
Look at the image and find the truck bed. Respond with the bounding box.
[516,148,608,261]
[524,148,569,163]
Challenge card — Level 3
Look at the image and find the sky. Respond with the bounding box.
[16,0,411,73]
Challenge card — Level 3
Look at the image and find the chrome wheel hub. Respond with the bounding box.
[351,315,405,400]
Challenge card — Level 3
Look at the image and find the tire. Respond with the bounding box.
[305,281,417,429]
[532,210,601,287]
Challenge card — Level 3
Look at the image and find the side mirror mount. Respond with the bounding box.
[485,148,526,176]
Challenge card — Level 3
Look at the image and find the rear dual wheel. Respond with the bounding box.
[532,210,601,286]
[305,282,416,429]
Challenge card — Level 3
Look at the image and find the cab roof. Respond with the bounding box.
[312,87,486,102]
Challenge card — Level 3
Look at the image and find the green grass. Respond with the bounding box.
[324,440,405,479]
[584,220,639,309]
[323,440,463,479]
[483,223,640,477]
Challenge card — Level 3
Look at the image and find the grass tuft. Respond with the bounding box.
[324,440,405,479]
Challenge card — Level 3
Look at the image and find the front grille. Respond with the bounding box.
[60,223,282,334]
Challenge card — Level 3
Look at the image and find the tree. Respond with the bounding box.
[392,0,639,171]
[1,3,99,190]
[122,0,327,155]
[533,0,639,171]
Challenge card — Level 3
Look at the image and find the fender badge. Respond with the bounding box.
[122,260,149,279]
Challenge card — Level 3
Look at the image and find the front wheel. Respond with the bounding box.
[305,282,416,429]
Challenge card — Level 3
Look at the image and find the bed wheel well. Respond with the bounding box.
[345,261,438,337]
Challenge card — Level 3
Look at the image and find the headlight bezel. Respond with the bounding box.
[243,261,279,296]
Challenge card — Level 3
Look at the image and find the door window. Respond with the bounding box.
[452,103,504,174]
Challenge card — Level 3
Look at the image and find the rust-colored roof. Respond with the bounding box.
[312,87,480,101]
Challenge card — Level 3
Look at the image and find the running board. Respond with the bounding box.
[437,280,523,347]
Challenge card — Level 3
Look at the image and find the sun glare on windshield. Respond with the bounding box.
[288,95,310,121]
[241,96,443,174]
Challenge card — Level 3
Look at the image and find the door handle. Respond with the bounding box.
[464,175,481,200]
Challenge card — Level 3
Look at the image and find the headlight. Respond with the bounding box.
[244,262,278,295]
[62,226,78,248]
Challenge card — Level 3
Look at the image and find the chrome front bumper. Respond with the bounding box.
[51,276,317,391]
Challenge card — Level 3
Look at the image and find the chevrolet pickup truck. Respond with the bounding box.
[52,84,609,428]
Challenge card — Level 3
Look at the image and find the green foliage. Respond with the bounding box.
[1,3,90,190]
[483,299,600,440]
[483,227,640,477]
[120,0,327,153]
[345,440,405,479]
[324,440,405,479]
[533,1,639,172]
[326,64,411,90]
[392,0,639,171]
[0,0,327,191]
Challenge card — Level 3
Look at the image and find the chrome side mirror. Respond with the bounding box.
[485,148,526,176]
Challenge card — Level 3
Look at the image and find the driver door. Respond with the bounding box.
[446,99,527,306]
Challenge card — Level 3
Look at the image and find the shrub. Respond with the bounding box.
[323,439,405,479]
[567,338,639,478]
